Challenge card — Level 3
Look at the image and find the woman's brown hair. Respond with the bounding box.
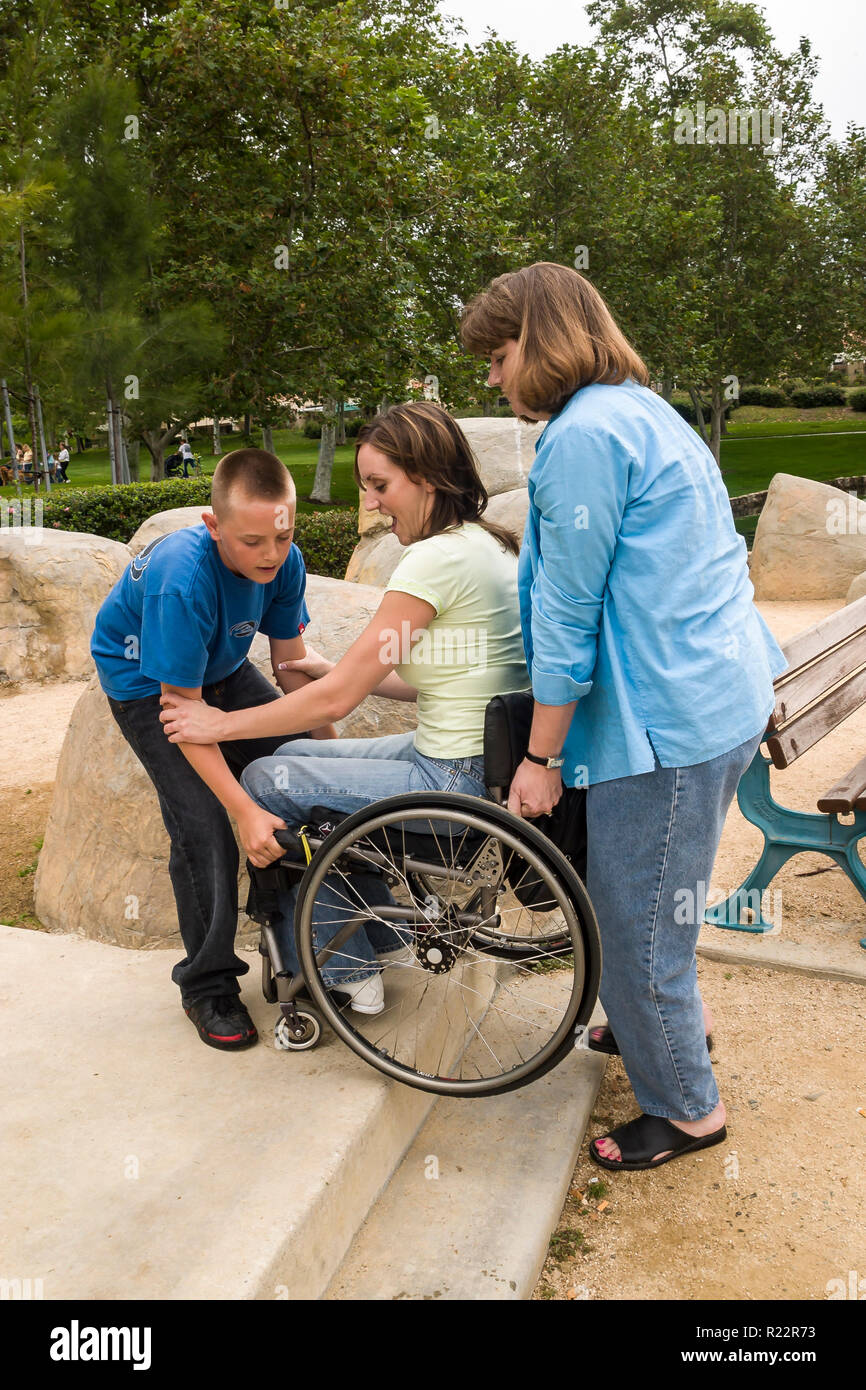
[460,262,649,418]
[353,401,519,556]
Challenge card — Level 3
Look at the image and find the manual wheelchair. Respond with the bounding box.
[244,693,602,1098]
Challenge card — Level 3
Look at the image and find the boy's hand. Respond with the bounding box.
[160,692,228,743]
[237,805,288,868]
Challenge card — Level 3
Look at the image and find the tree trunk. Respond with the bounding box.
[262,423,274,454]
[482,396,493,416]
[127,438,140,482]
[336,399,346,446]
[661,377,674,403]
[688,386,709,446]
[243,411,251,437]
[310,397,336,503]
[709,383,723,465]
[212,417,221,457]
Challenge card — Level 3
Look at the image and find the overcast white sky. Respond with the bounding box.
[438,0,864,140]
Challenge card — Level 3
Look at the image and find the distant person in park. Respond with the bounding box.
[90,449,338,1052]
[179,439,195,476]
[461,261,788,1172]
[158,402,529,1016]
[56,441,70,482]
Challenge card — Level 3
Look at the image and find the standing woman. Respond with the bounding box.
[461,263,787,1171]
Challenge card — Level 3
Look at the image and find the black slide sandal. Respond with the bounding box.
[589,1113,727,1171]
[588,1023,714,1056]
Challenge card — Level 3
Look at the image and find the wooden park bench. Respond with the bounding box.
[703,593,866,951]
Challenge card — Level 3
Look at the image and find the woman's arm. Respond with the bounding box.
[159,589,433,743]
[275,644,418,703]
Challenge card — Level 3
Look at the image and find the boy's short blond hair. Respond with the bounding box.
[210,448,295,517]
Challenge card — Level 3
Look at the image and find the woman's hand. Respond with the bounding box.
[276,646,334,681]
[236,805,288,868]
[507,760,563,819]
[159,693,229,744]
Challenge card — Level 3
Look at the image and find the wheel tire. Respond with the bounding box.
[273,1008,322,1051]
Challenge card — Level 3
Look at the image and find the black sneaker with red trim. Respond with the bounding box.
[184,995,258,1050]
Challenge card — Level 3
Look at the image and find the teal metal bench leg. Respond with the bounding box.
[703,749,866,950]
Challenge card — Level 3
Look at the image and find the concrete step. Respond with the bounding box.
[325,995,607,1300]
[0,924,497,1301]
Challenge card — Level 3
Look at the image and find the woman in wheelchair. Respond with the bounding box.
[159,401,533,1018]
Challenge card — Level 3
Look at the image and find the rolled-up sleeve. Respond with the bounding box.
[528,426,632,706]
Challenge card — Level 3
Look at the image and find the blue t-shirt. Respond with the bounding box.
[91,523,310,699]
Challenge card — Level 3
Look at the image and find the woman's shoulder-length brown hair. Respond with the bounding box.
[460,261,649,418]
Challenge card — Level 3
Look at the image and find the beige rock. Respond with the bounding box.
[457,417,544,495]
[127,506,211,553]
[750,474,866,601]
[0,528,130,686]
[846,571,866,605]
[347,490,530,587]
[34,575,416,947]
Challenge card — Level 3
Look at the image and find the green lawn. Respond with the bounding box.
[719,431,866,496]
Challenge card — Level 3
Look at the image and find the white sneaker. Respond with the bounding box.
[376,945,415,967]
[334,972,385,1015]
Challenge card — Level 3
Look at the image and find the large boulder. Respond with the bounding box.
[0,528,130,686]
[750,474,866,600]
[127,506,211,552]
[347,489,530,588]
[34,575,417,948]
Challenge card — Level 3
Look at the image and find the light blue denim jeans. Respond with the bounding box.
[240,731,491,986]
[585,728,764,1122]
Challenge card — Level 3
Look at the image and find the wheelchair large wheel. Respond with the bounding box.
[293,792,601,1097]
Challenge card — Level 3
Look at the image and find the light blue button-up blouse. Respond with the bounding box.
[518,378,788,787]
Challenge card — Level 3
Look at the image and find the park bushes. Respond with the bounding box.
[789,383,848,408]
[848,388,866,412]
[738,384,789,407]
[35,478,359,579]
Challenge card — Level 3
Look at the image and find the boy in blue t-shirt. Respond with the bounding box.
[91,448,335,1052]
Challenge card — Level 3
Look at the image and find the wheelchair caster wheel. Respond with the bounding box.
[274,1009,322,1051]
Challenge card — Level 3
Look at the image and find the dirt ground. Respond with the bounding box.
[3,605,866,1303]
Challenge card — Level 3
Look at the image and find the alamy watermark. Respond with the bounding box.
[378,620,487,668]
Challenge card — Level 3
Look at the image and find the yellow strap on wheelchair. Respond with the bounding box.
[297,825,313,865]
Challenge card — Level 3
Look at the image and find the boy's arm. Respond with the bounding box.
[268,636,338,739]
[160,682,287,867]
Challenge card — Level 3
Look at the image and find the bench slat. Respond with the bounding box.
[766,662,866,769]
[817,753,866,813]
[777,592,866,675]
[773,642,866,725]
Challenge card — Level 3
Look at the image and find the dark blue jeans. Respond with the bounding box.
[107,659,308,1003]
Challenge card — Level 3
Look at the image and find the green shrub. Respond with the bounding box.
[790,384,848,408]
[291,508,359,578]
[669,396,697,423]
[849,388,866,413]
[344,415,364,437]
[40,479,213,543]
[302,417,323,439]
[32,477,358,578]
[738,384,788,407]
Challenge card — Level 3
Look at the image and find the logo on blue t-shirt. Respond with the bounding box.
[130,535,169,581]
[229,620,258,638]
